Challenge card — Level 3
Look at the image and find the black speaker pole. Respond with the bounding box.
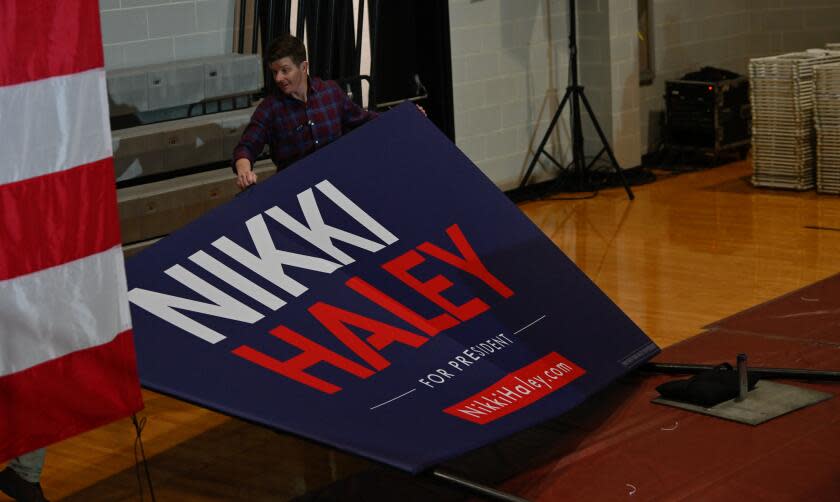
[518,0,633,200]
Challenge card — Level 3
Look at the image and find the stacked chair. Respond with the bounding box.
[815,62,840,194]
[749,50,840,190]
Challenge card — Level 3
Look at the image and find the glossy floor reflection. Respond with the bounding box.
[11,160,840,501]
[520,161,840,348]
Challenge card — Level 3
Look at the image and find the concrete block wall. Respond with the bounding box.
[639,0,752,153]
[640,0,840,153]
[99,0,840,187]
[579,0,641,169]
[607,0,641,169]
[749,0,840,56]
[100,0,235,70]
[578,1,614,160]
[449,0,572,189]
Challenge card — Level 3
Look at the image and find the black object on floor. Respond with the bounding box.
[655,363,761,408]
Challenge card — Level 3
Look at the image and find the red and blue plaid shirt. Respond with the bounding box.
[233,77,377,171]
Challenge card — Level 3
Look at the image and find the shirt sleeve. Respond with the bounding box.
[334,82,378,132]
[232,98,272,172]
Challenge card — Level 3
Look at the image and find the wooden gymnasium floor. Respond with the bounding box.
[6,159,840,501]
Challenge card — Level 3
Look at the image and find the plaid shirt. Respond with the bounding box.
[233,77,377,171]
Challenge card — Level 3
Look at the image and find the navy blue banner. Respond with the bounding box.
[126,103,658,473]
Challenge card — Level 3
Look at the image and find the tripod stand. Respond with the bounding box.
[518,0,634,200]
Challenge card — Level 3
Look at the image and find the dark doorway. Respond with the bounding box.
[251,0,454,140]
[370,0,455,140]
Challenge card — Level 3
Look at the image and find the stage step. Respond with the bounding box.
[112,105,261,183]
[117,160,275,246]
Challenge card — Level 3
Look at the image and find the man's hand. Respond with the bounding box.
[235,159,257,190]
[416,104,427,116]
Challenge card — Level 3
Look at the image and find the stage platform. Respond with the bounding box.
[295,273,840,501]
[486,273,840,501]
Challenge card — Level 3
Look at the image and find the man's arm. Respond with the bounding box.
[232,99,272,189]
[335,82,378,132]
[234,158,257,189]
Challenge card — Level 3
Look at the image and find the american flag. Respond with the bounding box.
[0,0,144,462]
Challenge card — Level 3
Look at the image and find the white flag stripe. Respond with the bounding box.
[0,246,132,377]
[0,68,111,185]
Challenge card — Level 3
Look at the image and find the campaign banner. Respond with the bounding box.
[126,103,658,473]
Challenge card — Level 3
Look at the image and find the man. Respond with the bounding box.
[0,449,48,501]
[233,33,379,189]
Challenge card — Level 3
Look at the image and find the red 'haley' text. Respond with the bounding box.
[128,180,515,393]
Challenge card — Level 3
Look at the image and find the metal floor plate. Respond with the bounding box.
[652,380,833,426]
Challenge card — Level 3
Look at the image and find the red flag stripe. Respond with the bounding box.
[0,330,143,462]
[0,158,122,281]
[0,0,104,87]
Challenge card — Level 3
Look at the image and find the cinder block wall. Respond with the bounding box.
[640,0,840,154]
[97,1,840,186]
[639,0,751,153]
[449,0,642,188]
[449,0,840,186]
[449,0,572,189]
[579,0,641,170]
[99,0,235,69]
[577,2,613,162]
[750,0,840,55]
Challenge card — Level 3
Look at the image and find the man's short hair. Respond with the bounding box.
[265,34,307,65]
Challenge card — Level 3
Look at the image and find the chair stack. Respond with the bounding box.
[815,62,840,194]
[749,50,840,190]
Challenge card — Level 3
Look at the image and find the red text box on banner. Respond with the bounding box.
[443,352,586,425]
